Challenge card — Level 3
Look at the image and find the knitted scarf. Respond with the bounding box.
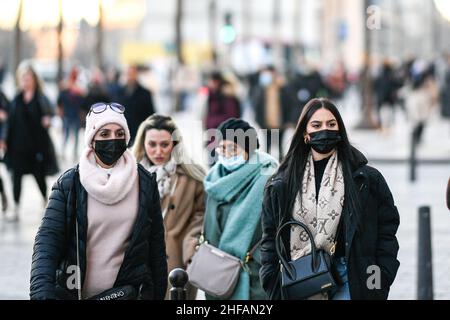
[204,151,278,300]
[290,151,345,260]
[141,157,177,199]
[79,148,138,205]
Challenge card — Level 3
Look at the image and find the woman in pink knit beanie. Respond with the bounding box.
[30,102,167,300]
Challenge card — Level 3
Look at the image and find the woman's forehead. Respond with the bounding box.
[309,108,336,122]
[145,129,172,140]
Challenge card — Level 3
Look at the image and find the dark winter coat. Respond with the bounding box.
[117,83,155,144]
[440,71,450,118]
[205,90,241,130]
[5,91,59,175]
[374,67,403,108]
[30,164,168,300]
[286,71,329,124]
[80,84,111,128]
[250,84,293,130]
[0,90,10,140]
[260,148,400,300]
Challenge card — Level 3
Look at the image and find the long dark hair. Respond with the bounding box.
[277,98,363,231]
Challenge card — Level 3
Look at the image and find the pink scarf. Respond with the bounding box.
[79,148,138,205]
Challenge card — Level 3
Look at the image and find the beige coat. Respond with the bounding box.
[161,166,205,299]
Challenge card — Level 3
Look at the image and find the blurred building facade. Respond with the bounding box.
[1,0,450,78]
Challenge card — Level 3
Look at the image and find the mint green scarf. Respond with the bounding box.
[203,151,278,300]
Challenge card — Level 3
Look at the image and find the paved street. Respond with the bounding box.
[0,93,449,300]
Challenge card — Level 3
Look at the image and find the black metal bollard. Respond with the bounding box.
[417,206,434,300]
[169,268,189,300]
[446,177,450,210]
[409,129,418,182]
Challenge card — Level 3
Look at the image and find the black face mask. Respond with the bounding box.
[307,130,341,154]
[94,139,127,166]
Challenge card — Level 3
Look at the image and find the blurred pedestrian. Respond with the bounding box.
[405,61,439,145]
[4,62,59,221]
[117,65,155,145]
[105,67,122,102]
[0,89,10,213]
[57,66,85,160]
[204,71,241,131]
[325,60,348,101]
[171,62,199,112]
[80,68,110,129]
[0,58,5,85]
[30,103,167,300]
[287,61,329,122]
[260,98,400,300]
[374,60,403,134]
[133,114,206,299]
[439,55,450,120]
[250,65,292,158]
[201,118,278,300]
[203,72,242,166]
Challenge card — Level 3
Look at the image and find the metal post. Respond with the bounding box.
[208,0,217,66]
[446,177,450,210]
[13,0,23,84]
[417,206,433,300]
[57,0,64,87]
[409,129,417,182]
[96,0,104,72]
[169,268,188,300]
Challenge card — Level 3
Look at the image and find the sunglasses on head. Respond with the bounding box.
[88,102,125,116]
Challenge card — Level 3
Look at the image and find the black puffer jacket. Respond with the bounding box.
[260,148,400,300]
[30,164,168,300]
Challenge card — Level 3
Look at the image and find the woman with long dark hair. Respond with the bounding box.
[260,98,400,300]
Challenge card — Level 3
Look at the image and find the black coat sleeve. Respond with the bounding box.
[375,172,400,289]
[259,185,281,300]
[148,178,168,300]
[144,90,155,118]
[30,176,69,300]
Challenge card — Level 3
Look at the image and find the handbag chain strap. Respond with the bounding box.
[197,229,261,265]
[329,214,343,256]
[244,239,262,264]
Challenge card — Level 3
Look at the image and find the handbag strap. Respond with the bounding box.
[330,215,343,256]
[244,239,262,264]
[275,220,321,279]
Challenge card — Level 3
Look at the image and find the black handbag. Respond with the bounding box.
[275,220,338,300]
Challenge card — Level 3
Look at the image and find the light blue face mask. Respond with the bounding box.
[259,71,273,87]
[218,154,246,171]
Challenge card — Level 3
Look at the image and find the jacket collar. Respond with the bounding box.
[349,147,369,179]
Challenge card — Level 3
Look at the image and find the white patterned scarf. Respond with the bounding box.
[141,157,178,199]
[290,151,345,260]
